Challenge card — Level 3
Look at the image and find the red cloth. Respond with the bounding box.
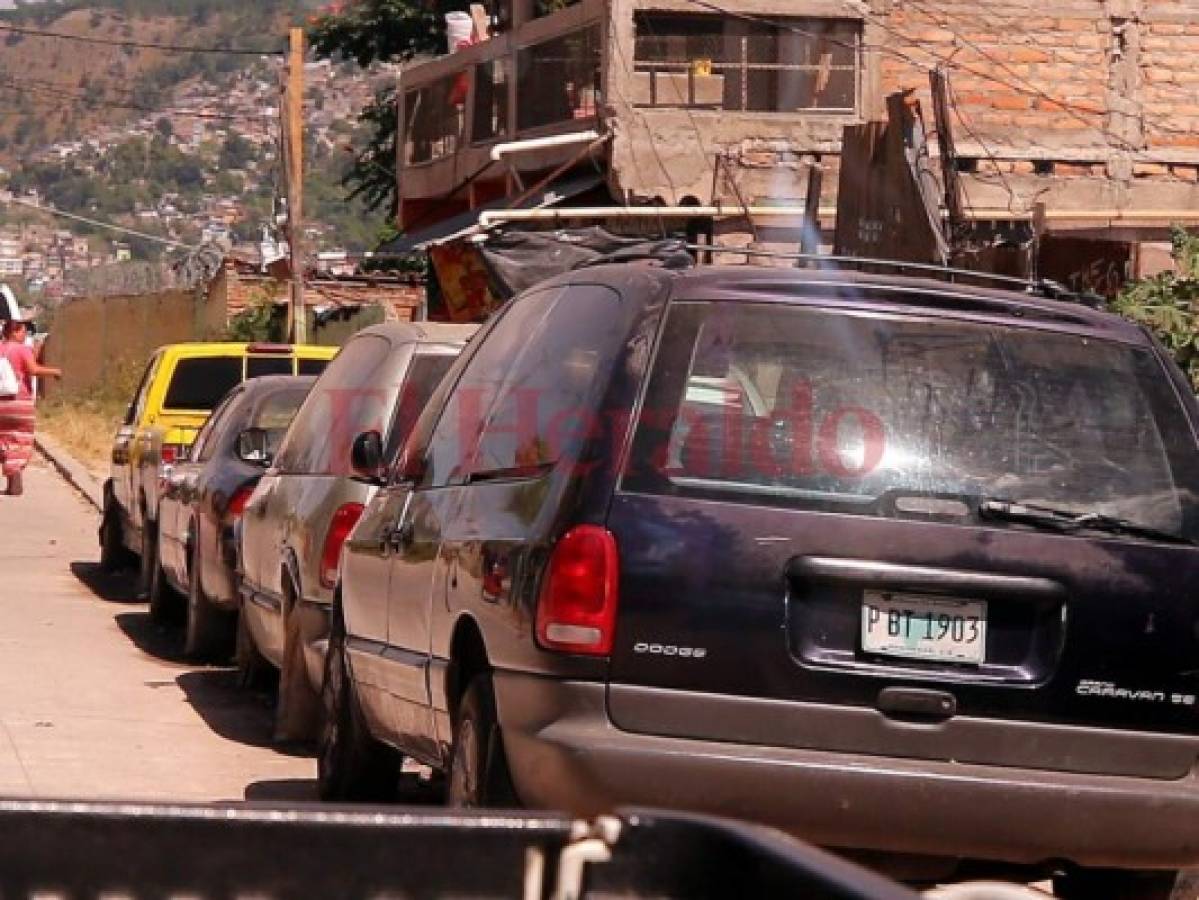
[0,341,36,400]
[0,341,37,475]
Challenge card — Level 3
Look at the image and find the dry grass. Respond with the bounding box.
[38,397,125,478]
[37,356,146,479]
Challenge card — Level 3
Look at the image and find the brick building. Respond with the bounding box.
[393,0,1199,287]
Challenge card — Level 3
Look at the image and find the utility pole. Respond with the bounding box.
[929,68,965,256]
[283,27,307,343]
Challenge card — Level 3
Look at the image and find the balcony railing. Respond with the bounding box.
[400,4,604,170]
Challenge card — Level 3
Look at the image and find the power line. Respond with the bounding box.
[890,0,1131,147]
[670,0,1153,151]
[0,21,282,55]
[943,73,1021,214]
[0,76,269,122]
[3,196,200,249]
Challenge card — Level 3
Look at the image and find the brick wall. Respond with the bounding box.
[881,1,1111,151]
[1140,0,1199,152]
[608,0,1199,220]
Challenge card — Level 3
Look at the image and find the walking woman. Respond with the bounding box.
[0,311,61,496]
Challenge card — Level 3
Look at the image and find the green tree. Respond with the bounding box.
[1112,225,1199,388]
[217,132,254,170]
[308,0,458,215]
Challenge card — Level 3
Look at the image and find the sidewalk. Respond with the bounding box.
[0,456,316,802]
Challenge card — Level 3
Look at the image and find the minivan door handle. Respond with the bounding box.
[789,556,1065,602]
[877,687,956,722]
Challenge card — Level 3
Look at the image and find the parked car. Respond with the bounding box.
[152,375,315,659]
[325,264,1199,897]
[238,323,477,739]
[98,342,338,591]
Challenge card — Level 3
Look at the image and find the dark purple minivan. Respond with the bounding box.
[329,263,1199,897]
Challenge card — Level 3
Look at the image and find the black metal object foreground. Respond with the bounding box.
[0,799,917,899]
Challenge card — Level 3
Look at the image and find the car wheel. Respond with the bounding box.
[274,598,321,743]
[447,674,518,808]
[1053,869,1180,900]
[317,600,398,801]
[147,529,183,624]
[99,494,131,572]
[235,604,270,689]
[137,516,156,600]
[184,550,235,662]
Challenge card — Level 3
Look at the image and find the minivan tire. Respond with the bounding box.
[1053,868,1180,900]
[447,675,518,808]
[184,550,235,662]
[317,600,398,802]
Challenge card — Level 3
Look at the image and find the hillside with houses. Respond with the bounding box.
[0,0,388,309]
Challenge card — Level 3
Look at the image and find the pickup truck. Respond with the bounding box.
[99,341,337,593]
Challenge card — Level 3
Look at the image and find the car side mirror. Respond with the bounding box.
[237,427,273,466]
[351,430,385,483]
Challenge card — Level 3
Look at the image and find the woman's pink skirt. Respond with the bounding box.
[0,397,35,476]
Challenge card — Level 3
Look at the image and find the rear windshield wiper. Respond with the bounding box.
[978,498,1196,546]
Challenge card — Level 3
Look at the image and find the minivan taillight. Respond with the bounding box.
[320,503,365,589]
[536,525,619,656]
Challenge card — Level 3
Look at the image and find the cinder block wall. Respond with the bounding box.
[41,290,224,398]
[608,0,1199,215]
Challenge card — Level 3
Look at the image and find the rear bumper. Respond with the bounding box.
[493,673,1199,869]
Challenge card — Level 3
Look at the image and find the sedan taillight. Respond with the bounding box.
[535,525,620,656]
[226,485,255,519]
[161,443,186,465]
[320,503,365,589]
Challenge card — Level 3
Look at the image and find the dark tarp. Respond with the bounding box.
[477,227,692,298]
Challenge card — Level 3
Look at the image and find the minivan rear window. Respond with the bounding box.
[275,334,398,476]
[625,302,1199,539]
[162,357,242,411]
[386,353,455,456]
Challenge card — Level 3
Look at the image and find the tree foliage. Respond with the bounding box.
[307,0,457,215]
[1112,226,1199,389]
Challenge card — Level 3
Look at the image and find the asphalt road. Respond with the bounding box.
[0,455,316,802]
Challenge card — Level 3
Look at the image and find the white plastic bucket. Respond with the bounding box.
[445,12,473,51]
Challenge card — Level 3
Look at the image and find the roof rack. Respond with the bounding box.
[678,244,1105,307]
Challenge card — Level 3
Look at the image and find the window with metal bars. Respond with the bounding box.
[632,13,860,114]
[404,74,466,164]
[517,26,602,131]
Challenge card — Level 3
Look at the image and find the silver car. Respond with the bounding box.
[237,323,477,740]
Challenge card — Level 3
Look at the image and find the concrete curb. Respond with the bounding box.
[35,433,103,512]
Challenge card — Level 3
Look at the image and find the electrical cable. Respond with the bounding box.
[944,75,1022,214]
[671,0,1170,151]
[3,196,200,249]
[0,76,263,122]
[0,21,282,55]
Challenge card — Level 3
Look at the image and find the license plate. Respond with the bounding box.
[861,591,987,664]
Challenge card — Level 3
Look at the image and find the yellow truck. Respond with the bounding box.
[98,342,338,588]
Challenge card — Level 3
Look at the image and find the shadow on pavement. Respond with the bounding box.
[244,778,319,802]
[114,610,189,664]
[176,668,310,759]
[70,561,143,605]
